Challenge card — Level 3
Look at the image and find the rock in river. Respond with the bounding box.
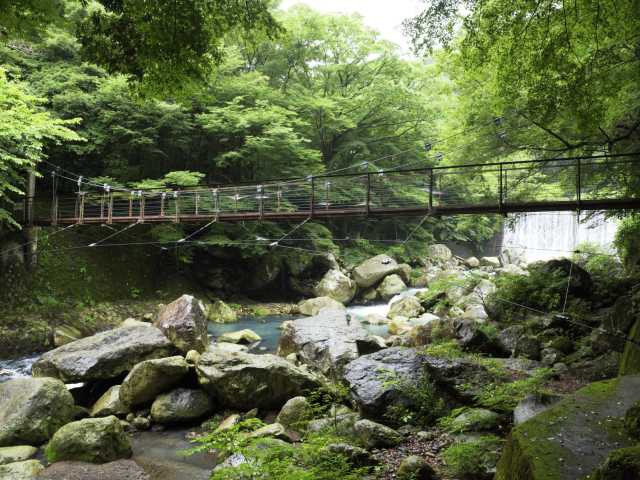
[298,296,346,316]
[150,388,213,425]
[196,350,322,410]
[155,294,209,353]
[45,416,132,464]
[0,459,43,479]
[119,356,189,408]
[313,269,357,304]
[352,254,400,288]
[277,309,383,377]
[32,324,175,382]
[0,377,75,447]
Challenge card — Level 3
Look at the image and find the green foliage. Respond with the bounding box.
[572,241,624,297]
[0,67,82,227]
[378,368,447,427]
[187,418,368,480]
[614,214,640,273]
[475,368,552,413]
[305,383,352,420]
[489,266,567,323]
[442,434,503,479]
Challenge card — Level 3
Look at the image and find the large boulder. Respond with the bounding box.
[32,324,175,382]
[217,329,261,344]
[90,386,128,417]
[354,419,402,448]
[277,309,383,377]
[343,347,494,421]
[298,296,346,316]
[45,416,132,464]
[150,388,213,424]
[352,254,400,288]
[0,377,75,447]
[388,296,424,320]
[0,460,43,479]
[276,397,311,432]
[377,274,407,301]
[313,269,357,304]
[154,295,209,353]
[196,350,322,410]
[119,356,189,408]
[206,300,238,324]
[426,244,452,264]
[37,460,150,480]
[496,375,640,480]
[342,347,429,421]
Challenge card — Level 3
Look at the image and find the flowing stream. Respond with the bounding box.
[502,211,618,263]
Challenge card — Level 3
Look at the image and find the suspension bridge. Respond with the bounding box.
[17,153,640,227]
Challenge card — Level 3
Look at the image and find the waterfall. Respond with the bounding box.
[502,211,618,263]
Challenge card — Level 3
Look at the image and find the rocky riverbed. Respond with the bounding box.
[0,245,639,479]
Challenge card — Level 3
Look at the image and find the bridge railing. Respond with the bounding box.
[39,153,640,225]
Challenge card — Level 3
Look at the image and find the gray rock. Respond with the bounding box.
[298,296,346,316]
[0,459,43,479]
[307,413,360,436]
[131,416,150,431]
[119,356,189,408]
[246,423,290,441]
[155,295,209,353]
[397,455,436,480]
[513,393,563,425]
[354,419,402,448]
[514,335,541,360]
[388,296,424,320]
[496,325,525,356]
[377,274,407,301]
[196,350,322,410]
[44,416,131,464]
[313,269,357,304]
[277,309,383,377]
[465,257,480,268]
[36,460,150,480]
[456,321,496,354]
[480,256,501,268]
[150,388,213,424]
[32,324,175,382]
[352,255,400,288]
[0,377,75,447]
[342,347,430,421]
[0,446,38,465]
[426,244,453,263]
[91,385,128,417]
[276,397,310,431]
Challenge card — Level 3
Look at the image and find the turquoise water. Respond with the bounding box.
[208,314,298,352]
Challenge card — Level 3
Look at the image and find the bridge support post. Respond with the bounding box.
[107,192,113,224]
[498,163,504,214]
[366,172,371,216]
[576,158,582,210]
[310,177,315,218]
[428,169,434,211]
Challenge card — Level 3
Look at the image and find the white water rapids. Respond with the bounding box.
[501,211,618,263]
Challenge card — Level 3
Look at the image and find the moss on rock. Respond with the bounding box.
[495,375,640,480]
[619,318,640,376]
[591,445,640,480]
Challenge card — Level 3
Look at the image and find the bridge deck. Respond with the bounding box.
[22,153,640,226]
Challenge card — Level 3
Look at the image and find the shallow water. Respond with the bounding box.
[0,353,40,383]
[131,428,217,480]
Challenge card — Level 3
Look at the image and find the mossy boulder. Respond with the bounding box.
[298,296,346,316]
[119,355,189,408]
[377,274,407,301]
[0,377,75,446]
[447,408,501,433]
[397,455,436,480]
[591,444,640,480]
[0,459,44,479]
[354,419,402,449]
[495,375,640,480]
[150,388,213,424]
[0,445,38,465]
[207,300,238,324]
[313,269,357,304]
[625,401,640,439]
[90,385,128,417]
[388,296,424,320]
[276,396,311,432]
[45,416,132,464]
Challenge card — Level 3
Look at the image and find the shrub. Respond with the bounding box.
[614,214,640,273]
